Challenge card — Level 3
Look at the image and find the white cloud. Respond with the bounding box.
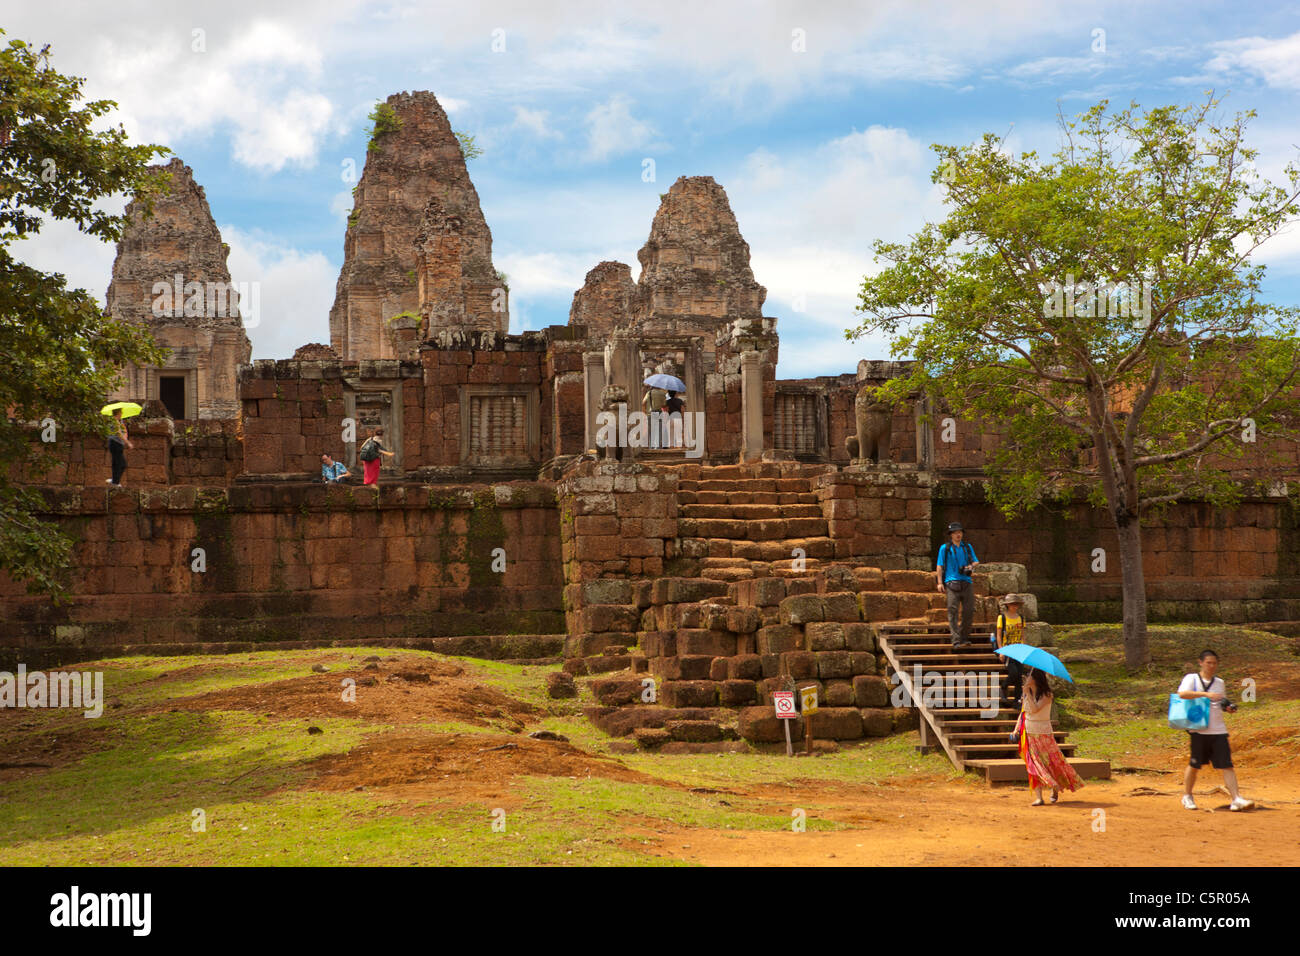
[585,96,656,162]
[1207,31,1300,90]
[512,106,561,140]
[1006,55,1106,80]
[222,226,336,359]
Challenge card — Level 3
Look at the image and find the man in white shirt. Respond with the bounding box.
[1176,649,1253,811]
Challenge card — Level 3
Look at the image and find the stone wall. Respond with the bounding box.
[557,460,679,656]
[11,416,241,488]
[933,482,1300,623]
[813,468,933,570]
[0,481,564,667]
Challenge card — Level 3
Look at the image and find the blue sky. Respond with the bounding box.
[14,0,1300,376]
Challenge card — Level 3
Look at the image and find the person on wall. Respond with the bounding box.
[935,521,980,647]
[107,406,133,487]
[320,453,349,483]
[358,427,395,485]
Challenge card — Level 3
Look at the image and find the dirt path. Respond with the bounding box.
[631,762,1300,866]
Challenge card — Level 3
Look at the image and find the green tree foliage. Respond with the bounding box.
[0,32,168,595]
[454,131,482,161]
[849,96,1300,669]
[366,101,401,152]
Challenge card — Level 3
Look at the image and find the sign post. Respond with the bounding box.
[772,691,797,757]
[800,685,819,753]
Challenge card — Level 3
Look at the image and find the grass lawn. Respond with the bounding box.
[0,626,1293,866]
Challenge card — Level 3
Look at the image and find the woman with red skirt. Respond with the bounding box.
[359,427,394,485]
[1020,667,1083,805]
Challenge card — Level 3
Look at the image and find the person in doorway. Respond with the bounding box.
[1021,667,1083,806]
[320,453,349,483]
[358,427,394,485]
[935,521,980,647]
[1177,649,1254,811]
[106,407,133,487]
[994,594,1027,702]
[661,390,685,448]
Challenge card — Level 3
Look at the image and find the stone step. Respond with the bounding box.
[679,537,838,561]
[681,490,820,506]
[684,478,815,494]
[679,517,830,541]
[679,502,824,519]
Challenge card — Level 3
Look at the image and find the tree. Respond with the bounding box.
[0,32,168,595]
[454,131,482,161]
[849,96,1300,670]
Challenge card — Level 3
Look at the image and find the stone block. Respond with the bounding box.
[816,650,852,679]
[808,707,863,740]
[843,623,877,652]
[806,621,846,651]
[781,651,816,679]
[757,624,802,655]
[660,680,719,708]
[726,654,763,680]
[860,708,894,737]
[738,706,803,742]
[824,679,855,707]
[853,675,890,707]
[779,593,824,625]
[719,679,758,707]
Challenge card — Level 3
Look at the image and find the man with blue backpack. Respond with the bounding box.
[935,521,980,648]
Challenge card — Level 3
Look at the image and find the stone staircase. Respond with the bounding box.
[670,463,841,581]
[877,621,1111,784]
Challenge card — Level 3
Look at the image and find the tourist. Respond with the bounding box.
[320,453,349,483]
[994,594,1027,701]
[1020,667,1083,806]
[935,521,980,647]
[662,390,685,448]
[358,427,395,485]
[1177,649,1254,811]
[106,407,132,487]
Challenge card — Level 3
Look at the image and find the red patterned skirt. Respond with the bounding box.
[363,458,381,484]
[1021,732,1084,792]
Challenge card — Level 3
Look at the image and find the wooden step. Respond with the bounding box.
[965,758,1112,783]
[955,742,1077,755]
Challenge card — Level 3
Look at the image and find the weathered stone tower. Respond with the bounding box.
[106,157,251,420]
[633,175,766,331]
[329,90,507,360]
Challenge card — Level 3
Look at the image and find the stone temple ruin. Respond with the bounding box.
[6,91,1300,774]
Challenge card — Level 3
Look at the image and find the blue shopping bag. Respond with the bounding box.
[1168,693,1210,731]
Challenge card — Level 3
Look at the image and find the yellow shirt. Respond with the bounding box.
[997,613,1024,647]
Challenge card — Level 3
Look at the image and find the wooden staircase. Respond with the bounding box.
[877,621,1111,784]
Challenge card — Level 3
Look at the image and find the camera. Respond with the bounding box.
[959,564,974,576]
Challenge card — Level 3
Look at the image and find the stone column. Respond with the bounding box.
[606,333,639,461]
[583,352,606,452]
[740,350,763,462]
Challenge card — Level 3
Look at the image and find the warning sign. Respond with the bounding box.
[772,691,797,719]
[800,686,819,714]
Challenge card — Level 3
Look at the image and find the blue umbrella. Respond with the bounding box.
[995,644,1074,683]
[644,373,686,393]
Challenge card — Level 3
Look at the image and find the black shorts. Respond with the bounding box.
[1189,733,1232,769]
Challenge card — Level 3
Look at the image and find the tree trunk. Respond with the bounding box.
[1115,516,1150,670]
